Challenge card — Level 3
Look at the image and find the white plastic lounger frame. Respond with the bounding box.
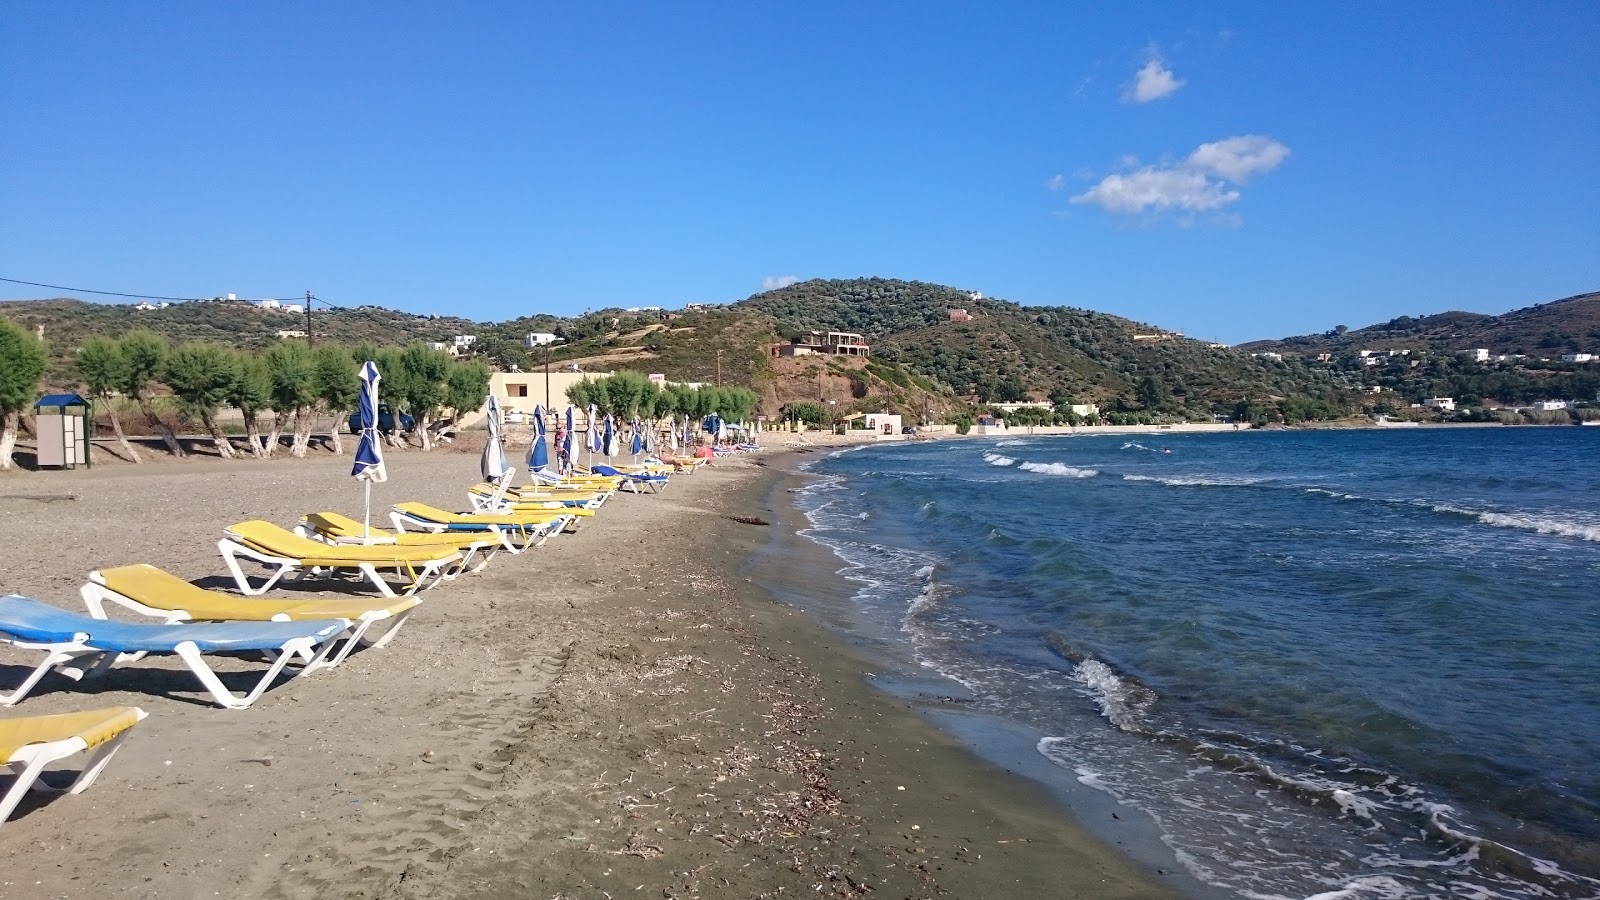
[80,569,415,669]
[292,519,501,573]
[1,707,147,827]
[388,509,563,550]
[0,606,342,710]
[216,537,456,598]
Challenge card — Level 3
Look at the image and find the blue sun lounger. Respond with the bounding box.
[590,464,669,494]
[0,595,344,710]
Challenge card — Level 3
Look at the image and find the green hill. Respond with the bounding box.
[8,278,1594,426]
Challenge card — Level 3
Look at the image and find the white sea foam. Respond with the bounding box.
[1123,473,1268,487]
[1120,441,1153,451]
[1070,658,1154,732]
[1019,461,1099,478]
[1469,511,1600,542]
[1305,487,1363,501]
[901,564,940,630]
[996,439,1028,447]
[982,452,1016,467]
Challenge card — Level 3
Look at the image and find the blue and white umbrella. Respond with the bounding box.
[666,415,679,453]
[682,415,693,451]
[352,361,387,541]
[529,404,549,473]
[630,416,643,462]
[481,393,510,484]
[644,419,658,456]
[563,406,575,473]
[604,414,619,458]
[588,403,602,467]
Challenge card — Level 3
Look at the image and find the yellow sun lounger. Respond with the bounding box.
[219,520,463,598]
[466,481,608,513]
[296,511,508,567]
[82,564,421,668]
[1,706,146,828]
[390,502,573,546]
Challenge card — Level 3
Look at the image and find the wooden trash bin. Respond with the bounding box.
[33,393,92,469]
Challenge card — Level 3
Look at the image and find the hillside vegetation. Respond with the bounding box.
[1238,291,1600,356]
[4,279,1596,428]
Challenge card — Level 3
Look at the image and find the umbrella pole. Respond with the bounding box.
[363,479,372,544]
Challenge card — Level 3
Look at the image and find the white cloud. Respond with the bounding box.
[1072,168,1237,214]
[1070,135,1289,221]
[761,275,800,291]
[1187,135,1291,182]
[1123,54,1185,103]
[1046,174,1066,192]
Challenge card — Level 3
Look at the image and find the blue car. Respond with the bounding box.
[347,405,415,434]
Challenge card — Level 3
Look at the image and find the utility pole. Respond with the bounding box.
[715,349,723,386]
[305,291,314,346]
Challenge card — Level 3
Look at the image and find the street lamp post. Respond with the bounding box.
[529,335,564,412]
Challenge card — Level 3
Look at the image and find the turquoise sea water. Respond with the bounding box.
[787,427,1600,900]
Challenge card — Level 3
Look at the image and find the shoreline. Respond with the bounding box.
[748,452,1216,898]
[0,446,1184,898]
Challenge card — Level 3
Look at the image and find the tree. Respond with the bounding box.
[601,370,654,418]
[784,401,821,427]
[227,350,273,459]
[264,341,319,458]
[162,341,241,458]
[76,336,140,463]
[0,318,47,470]
[120,329,185,458]
[394,343,450,450]
[314,345,359,455]
[443,359,492,422]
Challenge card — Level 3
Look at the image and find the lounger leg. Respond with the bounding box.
[63,728,137,795]
[218,540,293,596]
[0,648,92,707]
[353,562,402,598]
[175,637,335,708]
[0,757,53,825]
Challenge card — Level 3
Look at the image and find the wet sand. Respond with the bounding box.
[0,443,1181,899]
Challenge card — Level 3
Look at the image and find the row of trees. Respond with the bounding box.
[564,371,760,424]
[0,319,49,469]
[0,322,492,468]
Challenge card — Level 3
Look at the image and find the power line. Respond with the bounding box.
[0,275,305,303]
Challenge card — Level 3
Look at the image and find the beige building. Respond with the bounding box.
[459,370,616,428]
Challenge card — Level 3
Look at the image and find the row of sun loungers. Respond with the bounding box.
[0,461,675,828]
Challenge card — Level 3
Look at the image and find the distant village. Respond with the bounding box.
[1250,345,1597,416]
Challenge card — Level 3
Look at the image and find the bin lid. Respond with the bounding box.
[34,392,90,410]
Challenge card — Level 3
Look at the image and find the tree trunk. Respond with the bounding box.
[266,412,288,458]
[200,411,236,459]
[417,411,434,451]
[241,410,265,459]
[101,395,141,463]
[327,408,345,455]
[290,407,312,458]
[0,410,17,470]
[137,397,185,458]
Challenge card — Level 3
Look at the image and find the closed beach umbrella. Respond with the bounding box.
[481,393,510,484]
[630,416,643,462]
[644,419,658,456]
[604,414,619,458]
[666,415,679,453]
[352,361,388,541]
[563,406,576,473]
[682,415,693,450]
[529,404,549,473]
[588,403,602,467]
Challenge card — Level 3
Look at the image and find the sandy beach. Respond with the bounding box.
[0,441,1179,899]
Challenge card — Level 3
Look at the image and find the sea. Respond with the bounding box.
[769,427,1600,900]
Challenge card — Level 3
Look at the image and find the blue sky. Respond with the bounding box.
[2,3,1596,344]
